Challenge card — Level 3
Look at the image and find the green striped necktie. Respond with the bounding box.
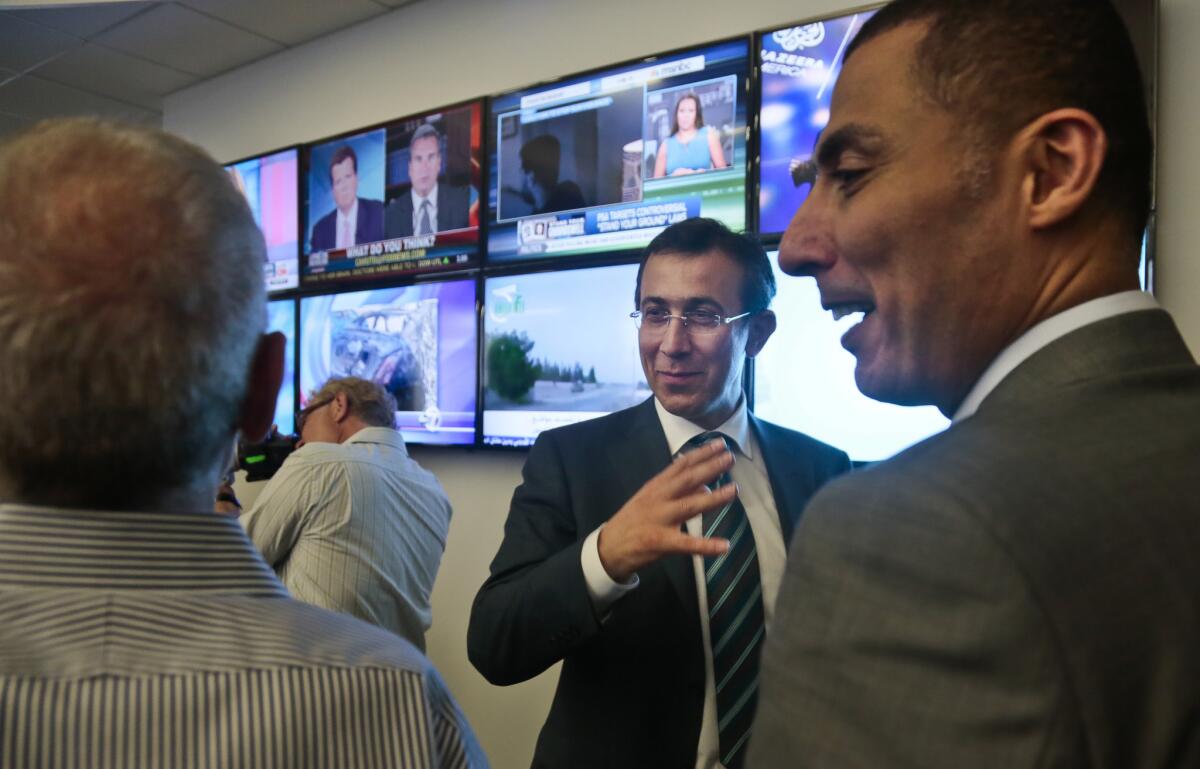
[679,431,765,769]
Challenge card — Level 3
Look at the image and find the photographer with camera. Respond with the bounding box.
[236,375,452,650]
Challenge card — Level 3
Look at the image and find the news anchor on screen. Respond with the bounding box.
[385,124,471,237]
[309,145,384,251]
[653,93,727,178]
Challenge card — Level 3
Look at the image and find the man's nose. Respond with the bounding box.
[659,316,692,355]
[778,193,837,277]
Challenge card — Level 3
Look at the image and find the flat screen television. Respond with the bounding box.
[482,263,649,446]
[1141,222,1154,292]
[267,298,297,435]
[225,147,300,292]
[298,278,478,446]
[756,9,876,238]
[753,253,949,462]
[487,38,750,265]
[301,101,483,286]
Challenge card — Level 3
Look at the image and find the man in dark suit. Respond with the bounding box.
[385,124,471,237]
[309,144,384,251]
[749,2,1200,768]
[469,217,850,769]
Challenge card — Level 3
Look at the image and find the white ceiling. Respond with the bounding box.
[0,0,415,137]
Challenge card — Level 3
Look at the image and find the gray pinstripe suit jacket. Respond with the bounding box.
[749,309,1200,769]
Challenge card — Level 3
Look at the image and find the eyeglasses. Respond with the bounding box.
[630,308,756,335]
[294,396,334,434]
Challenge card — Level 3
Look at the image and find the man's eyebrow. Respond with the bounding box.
[683,295,722,307]
[640,295,725,310]
[815,123,888,169]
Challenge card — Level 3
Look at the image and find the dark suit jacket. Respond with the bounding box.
[308,197,385,251]
[385,184,471,237]
[749,309,1200,769]
[468,398,850,769]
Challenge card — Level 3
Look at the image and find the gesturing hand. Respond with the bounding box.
[597,439,736,582]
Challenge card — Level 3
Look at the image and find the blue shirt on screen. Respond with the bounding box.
[665,125,715,174]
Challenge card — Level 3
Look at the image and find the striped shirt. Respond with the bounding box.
[241,428,451,651]
[0,504,487,769]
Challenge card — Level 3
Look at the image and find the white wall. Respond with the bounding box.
[1155,0,1200,353]
[168,1,1200,767]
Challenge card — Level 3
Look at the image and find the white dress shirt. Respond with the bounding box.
[335,198,359,249]
[240,427,451,650]
[412,184,439,235]
[580,398,785,769]
[954,291,1160,422]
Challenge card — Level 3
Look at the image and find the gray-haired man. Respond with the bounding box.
[0,119,483,768]
[240,375,452,650]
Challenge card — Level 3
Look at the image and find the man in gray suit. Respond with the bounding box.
[749,1,1200,768]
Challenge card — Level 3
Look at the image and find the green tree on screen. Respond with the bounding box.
[488,332,540,401]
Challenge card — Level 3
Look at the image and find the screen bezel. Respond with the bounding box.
[223,144,303,295]
[751,3,882,247]
[478,254,646,450]
[266,296,300,436]
[299,98,487,290]
[296,270,483,448]
[483,34,754,269]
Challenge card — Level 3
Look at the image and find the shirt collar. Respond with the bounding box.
[411,184,438,207]
[653,397,753,459]
[954,290,1159,422]
[0,504,288,596]
[344,426,408,453]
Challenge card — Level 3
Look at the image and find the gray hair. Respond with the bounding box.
[309,377,397,429]
[0,118,267,508]
[410,123,441,149]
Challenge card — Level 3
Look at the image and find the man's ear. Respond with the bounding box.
[330,391,351,424]
[1019,108,1108,231]
[744,310,777,358]
[237,331,286,442]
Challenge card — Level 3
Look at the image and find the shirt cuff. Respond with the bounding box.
[581,526,639,614]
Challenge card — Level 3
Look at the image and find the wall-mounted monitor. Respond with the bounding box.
[482,263,649,446]
[267,298,297,435]
[225,147,300,292]
[756,9,876,238]
[302,101,483,286]
[487,38,750,265]
[1141,220,1154,292]
[299,278,478,446]
[753,253,948,462]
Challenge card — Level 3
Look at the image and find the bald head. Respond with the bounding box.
[0,118,272,510]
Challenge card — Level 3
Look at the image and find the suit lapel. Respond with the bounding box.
[751,415,804,546]
[604,398,671,498]
[605,398,697,609]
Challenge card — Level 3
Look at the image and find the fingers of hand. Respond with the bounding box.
[666,441,732,489]
[657,529,729,558]
[669,482,736,524]
[630,444,734,526]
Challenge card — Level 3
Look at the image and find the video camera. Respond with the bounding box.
[790,156,817,188]
[237,432,299,482]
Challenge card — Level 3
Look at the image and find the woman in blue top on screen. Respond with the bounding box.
[653,93,728,178]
